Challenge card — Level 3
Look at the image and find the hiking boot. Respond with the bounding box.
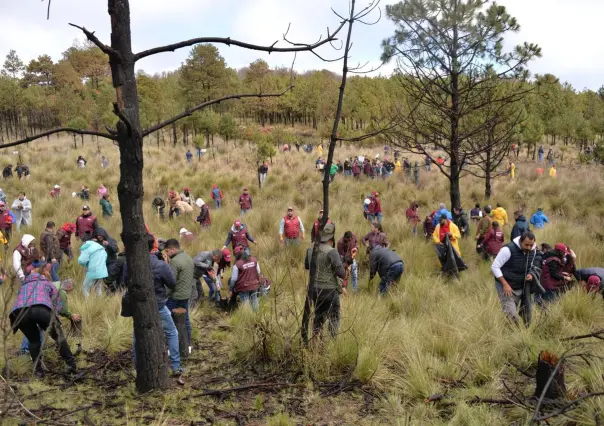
[66,364,77,375]
[172,368,185,385]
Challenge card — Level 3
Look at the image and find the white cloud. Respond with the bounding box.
[0,0,601,89]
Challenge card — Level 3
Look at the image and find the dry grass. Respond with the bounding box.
[1,135,604,424]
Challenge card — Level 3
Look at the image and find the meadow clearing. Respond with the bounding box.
[1,135,603,425]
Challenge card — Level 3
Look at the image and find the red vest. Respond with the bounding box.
[231,228,249,248]
[313,218,332,238]
[76,215,96,238]
[239,194,252,210]
[234,257,260,293]
[283,216,301,239]
[542,257,564,291]
[15,243,39,272]
[0,212,12,230]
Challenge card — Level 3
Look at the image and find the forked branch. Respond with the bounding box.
[68,23,123,61]
[0,128,116,149]
[142,87,294,137]
[133,19,347,61]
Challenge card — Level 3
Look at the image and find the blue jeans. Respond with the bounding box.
[134,305,181,372]
[239,290,259,311]
[351,260,358,293]
[379,262,404,294]
[538,153,544,162]
[50,263,59,282]
[165,298,191,343]
[214,200,222,209]
[203,275,220,302]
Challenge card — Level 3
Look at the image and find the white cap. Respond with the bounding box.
[54,185,60,189]
[179,228,189,235]
[72,192,77,197]
[195,198,204,207]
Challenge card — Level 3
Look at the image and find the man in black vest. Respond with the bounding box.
[491,231,543,325]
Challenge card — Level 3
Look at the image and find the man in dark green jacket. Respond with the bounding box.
[99,194,113,218]
[164,239,195,353]
[301,223,346,345]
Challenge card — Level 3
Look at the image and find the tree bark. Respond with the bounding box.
[109,0,168,393]
[485,148,492,200]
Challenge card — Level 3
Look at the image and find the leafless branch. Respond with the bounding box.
[535,392,604,422]
[562,329,604,341]
[46,0,52,20]
[133,19,348,62]
[0,128,116,149]
[142,87,294,137]
[68,23,123,61]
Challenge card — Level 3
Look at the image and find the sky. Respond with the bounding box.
[0,0,602,91]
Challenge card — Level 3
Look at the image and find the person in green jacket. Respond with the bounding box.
[164,239,195,353]
[329,163,338,183]
[99,194,113,218]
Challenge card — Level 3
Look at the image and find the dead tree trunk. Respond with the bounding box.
[109,0,169,392]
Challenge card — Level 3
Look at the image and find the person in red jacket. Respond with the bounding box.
[406,201,420,235]
[279,207,305,246]
[56,223,76,261]
[195,198,211,227]
[229,246,262,311]
[238,188,253,216]
[423,211,436,242]
[75,205,98,242]
[311,209,333,243]
[479,221,505,260]
[0,202,13,242]
[366,192,382,224]
[540,243,573,303]
[337,231,359,293]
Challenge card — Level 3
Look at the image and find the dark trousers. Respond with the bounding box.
[165,298,191,343]
[301,288,340,345]
[10,305,75,372]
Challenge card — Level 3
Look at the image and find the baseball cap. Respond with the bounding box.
[372,191,379,196]
[234,245,245,254]
[234,220,241,227]
[183,187,190,191]
[554,243,570,254]
[587,276,601,293]
[54,185,60,189]
[222,248,232,262]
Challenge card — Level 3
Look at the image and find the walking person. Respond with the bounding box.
[0,201,13,242]
[530,208,550,230]
[78,236,108,298]
[100,194,113,218]
[491,231,542,325]
[186,150,193,163]
[337,231,359,294]
[301,223,346,345]
[238,188,253,216]
[478,221,505,260]
[258,163,268,187]
[406,201,420,236]
[195,199,211,227]
[511,210,530,240]
[56,223,76,262]
[39,221,61,281]
[223,219,256,255]
[11,192,32,232]
[75,205,98,242]
[413,162,420,186]
[211,184,223,209]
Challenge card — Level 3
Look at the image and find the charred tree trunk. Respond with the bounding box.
[109,0,168,393]
[534,351,566,400]
[485,148,492,200]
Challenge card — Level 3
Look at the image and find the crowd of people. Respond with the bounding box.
[0,144,596,384]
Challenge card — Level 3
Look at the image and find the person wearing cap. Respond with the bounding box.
[211,184,223,209]
[258,163,269,187]
[575,268,604,294]
[491,231,542,325]
[230,245,263,311]
[75,205,98,242]
[50,185,61,198]
[11,192,32,232]
[362,223,390,254]
[279,207,305,246]
[0,201,14,242]
[193,250,225,303]
[167,190,181,219]
[302,223,347,344]
[224,220,256,254]
[152,196,166,220]
[180,187,195,206]
[238,188,253,216]
[10,261,77,377]
[530,208,550,229]
[369,246,404,294]
[432,203,452,227]
[311,210,333,244]
[13,234,39,282]
[540,243,574,303]
[433,214,462,258]
[366,192,382,224]
[195,198,211,227]
[56,223,76,261]
[40,221,61,281]
[163,239,195,346]
[78,235,108,298]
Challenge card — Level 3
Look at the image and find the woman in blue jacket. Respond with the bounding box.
[530,208,550,229]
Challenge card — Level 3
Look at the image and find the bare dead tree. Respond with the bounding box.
[3,0,347,393]
[301,0,382,345]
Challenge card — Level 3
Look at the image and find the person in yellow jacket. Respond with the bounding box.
[491,203,509,227]
[432,214,462,256]
[317,144,323,156]
[395,159,402,173]
[0,230,6,262]
[549,164,556,178]
[509,161,516,179]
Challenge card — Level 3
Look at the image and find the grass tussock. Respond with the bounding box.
[1,137,604,423]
